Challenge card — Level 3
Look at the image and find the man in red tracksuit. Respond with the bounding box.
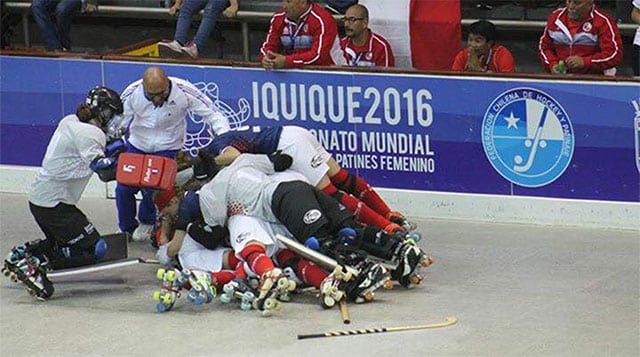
[340,4,395,67]
[538,0,623,76]
[260,0,346,69]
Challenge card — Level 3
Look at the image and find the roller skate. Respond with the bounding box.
[3,246,54,300]
[387,211,418,233]
[220,278,256,311]
[252,268,296,317]
[318,265,353,309]
[152,268,189,312]
[185,270,216,305]
[391,241,433,288]
[343,262,391,303]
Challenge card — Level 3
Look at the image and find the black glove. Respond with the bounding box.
[269,150,293,172]
[192,150,220,180]
[187,222,229,250]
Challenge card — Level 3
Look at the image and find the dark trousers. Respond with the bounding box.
[29,201,101,268]
[270,180,354,243]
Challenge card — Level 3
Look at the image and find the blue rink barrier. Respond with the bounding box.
[1,56,639,204]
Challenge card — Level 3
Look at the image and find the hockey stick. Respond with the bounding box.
[275,234,359,278]
[339,299,350,325]
[514,106,549,173]
[297,316,457,340]
[48,257,159,278]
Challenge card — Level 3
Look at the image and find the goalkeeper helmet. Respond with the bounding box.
[85,86,123,130]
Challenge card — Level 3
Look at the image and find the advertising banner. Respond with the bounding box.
[1,56,638,202]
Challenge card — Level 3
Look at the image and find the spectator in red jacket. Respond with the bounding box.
[260,0,346,69]
[340,4,394,67]
[538,0,623,76]
[451,20,515,73]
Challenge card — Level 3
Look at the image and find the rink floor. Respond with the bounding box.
[0,192,638,356]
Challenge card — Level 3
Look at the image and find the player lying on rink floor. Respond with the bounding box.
[199,125,415,234]
[2,86,126,299]
[190,153,432,288]
[154,176,390,315]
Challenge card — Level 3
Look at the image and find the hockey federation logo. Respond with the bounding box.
[481,88,574,187]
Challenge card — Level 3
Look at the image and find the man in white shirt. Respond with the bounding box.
[115,67,230,242]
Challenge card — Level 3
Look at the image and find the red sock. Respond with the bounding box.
[276,250,327,288]
[331,169,391,216]
[322,184,391,230]
[210,270,236,288]
[227,251,241,271]
[297,259,327,288]
[234,261,248,279]
[239,244,274,277]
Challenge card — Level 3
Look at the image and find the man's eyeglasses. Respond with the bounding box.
[144,87,170,101]
[342,17,365,24]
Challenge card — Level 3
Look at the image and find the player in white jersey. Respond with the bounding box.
[3,86,124,299]
[194,154,428,293]
[113,67,231,243]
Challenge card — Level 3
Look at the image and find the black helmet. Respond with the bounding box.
[86,86,123,127]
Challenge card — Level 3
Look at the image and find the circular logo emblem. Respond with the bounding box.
[303,209,322,224]
[481,87,574,187]
[582,22,592,32]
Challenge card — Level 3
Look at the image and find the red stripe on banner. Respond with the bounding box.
[410,0,461,70]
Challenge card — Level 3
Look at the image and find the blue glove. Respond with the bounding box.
[104,138,126,158]
[90,156,117,182]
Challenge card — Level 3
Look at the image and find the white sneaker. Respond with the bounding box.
[158,40,183,54]
[132,224,154,242]
[181,42,198,58]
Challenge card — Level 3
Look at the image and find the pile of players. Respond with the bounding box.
[149,125,434,316]
[2,81,433,317]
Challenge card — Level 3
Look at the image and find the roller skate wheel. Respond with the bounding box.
[10,275,18,283]
[191,295,205,305]
[333,290,344,302]
[166,270,176,281]
[261,309,273,317]
[220,294,232,304]
[153,290,161,301]
[278,293,291,302]
[156,268,166,280]
[161,293,173,305]
[276,278,289,290]
[343,270,354,282]
[243,291,256,301]
[285,280,296,291]
[223,283,236,294]
[409,274,423,285]
[323,296,336,308]
[156,302,168,313]
[363,291,375,302]
[240,302,252,311]
[383,280,394,289]
[421,256,434,267]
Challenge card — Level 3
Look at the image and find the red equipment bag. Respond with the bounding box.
[116,153,177,190]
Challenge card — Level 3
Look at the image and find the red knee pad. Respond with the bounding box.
[116,153,177,190]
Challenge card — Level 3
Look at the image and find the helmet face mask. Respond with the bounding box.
[85,86,123,131]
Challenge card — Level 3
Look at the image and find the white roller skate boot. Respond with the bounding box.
[318,266,349,309]
[253,268,296,317]
[152,268,189,312]
[185,270,216,305]
[3,246,54,300]
[343,262,391,303]
[220,278,256,311]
